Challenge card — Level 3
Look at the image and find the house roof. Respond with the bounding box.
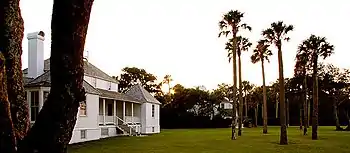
[24,71,101,95]
[125,84,161,104]
[97,89,141,103]
[23,59,118,83]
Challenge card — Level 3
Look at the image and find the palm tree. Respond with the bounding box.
[251,39,272,134]
[262,21,293,145]
[295,44,312,135]
[218,10,251,140]
[299,35,334,140]
[227,36,252,136]
[242,81,253,119]
[163,74,173,94]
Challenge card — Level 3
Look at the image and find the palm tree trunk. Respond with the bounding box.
[276,94,279,118]
[300,107,303,130]
[0,53,16,153]
[286,99,289,127]
[255,103,258,127]
[344,110,350,131]
[261,59,268,134]
[245,93,248,119]
[18,0,94,152]
[231,34,238,140]
[238,54,243,136]
[333,101,342,131]
[277,43,288,145]
[307,99,310,128]
[0,0,30,147]
[303,73,308,135]
[312,55,318,140]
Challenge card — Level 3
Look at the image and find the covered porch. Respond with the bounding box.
[98,98,141,126]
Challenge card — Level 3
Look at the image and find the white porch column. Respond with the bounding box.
[39,89,44,111]
[123,101,125,121]
[131,103,134,124]
[103,99,106,125]
[113,100,116,124]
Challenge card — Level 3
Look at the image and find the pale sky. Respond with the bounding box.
[20,0,350,90]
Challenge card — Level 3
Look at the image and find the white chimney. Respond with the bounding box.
[27,31,45,78]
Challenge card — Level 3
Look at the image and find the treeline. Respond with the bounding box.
[117,65,350,130]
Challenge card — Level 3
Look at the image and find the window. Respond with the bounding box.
[152,127,155,132]
[81,130,87,139]
[152,105,155,117]
[79,100,87,116]
[43,91,49,102]
[30,91,39,121]
[101,128,109,136]
[24,92,27,101]
[221,103,225,108]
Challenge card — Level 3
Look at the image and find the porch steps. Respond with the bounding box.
[117,124,138,136]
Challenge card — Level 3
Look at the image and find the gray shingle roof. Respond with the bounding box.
[125,84,161,104]
[24,71,101,95]
[96,89,141,103]
[23,59,118,83]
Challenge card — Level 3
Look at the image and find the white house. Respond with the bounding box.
[219,97,244,128]
[22,31,161,144]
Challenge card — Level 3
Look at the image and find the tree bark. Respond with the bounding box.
[255,103,258,127]
[307,99,310,128]
[0,0,30,146]
[286,99,289,127]
[230,30,238,140]
[333,102,342,131]
[18,0,93,152]
[238,52,243,136]
[277,42,288,145]
[245,94,248,118]
[344,110,350,131]
[261,58,268,134]
[312,55,318,140]
[303,72,308,135]
[300,108,303,130]
[0,53,16,153]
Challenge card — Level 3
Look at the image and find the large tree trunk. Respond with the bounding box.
[0,53,16,153]
[238,53,243,136]
[231,33,238,140]
[0,0,30,147]
[312,55,318,140]
[18,0,94,152]
[277,42,288,145]
[333,101,342,131]
[303,72,308,135]
[261,59,268,134]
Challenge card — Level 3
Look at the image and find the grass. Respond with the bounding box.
[68,126,350,153]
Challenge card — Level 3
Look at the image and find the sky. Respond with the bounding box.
[20,0,350,91]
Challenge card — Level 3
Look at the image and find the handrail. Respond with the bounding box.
[115,116,141,135]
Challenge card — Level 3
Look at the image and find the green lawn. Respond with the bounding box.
[68,126,350,153]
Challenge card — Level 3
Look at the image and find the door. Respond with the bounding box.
[108,104,113,116]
